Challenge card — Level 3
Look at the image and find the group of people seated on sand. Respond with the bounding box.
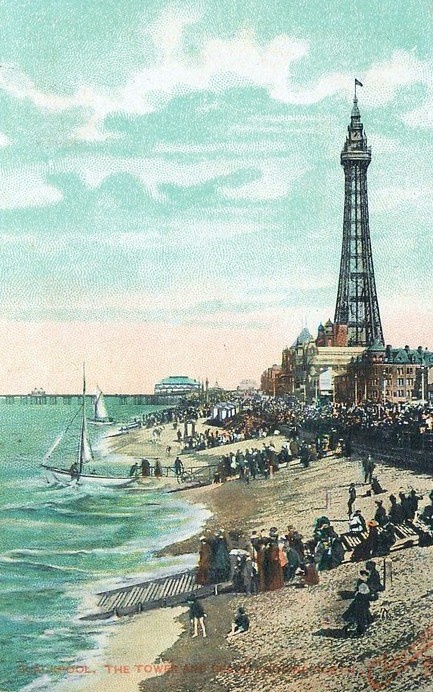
[346,485,433,561]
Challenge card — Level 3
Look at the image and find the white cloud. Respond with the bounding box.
[369,133,399,154]
[362,50,427,108]
[370,184,432,213]
[62,153,307,202]
[220,159,308,200]
[0,11,356,140]
[0,132,11,147]
[0,167,63,209]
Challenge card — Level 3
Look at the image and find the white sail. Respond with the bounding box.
[80,411,94,467]
[94,389,109,421]
[43,433,65,461]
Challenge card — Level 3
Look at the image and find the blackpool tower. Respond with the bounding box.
[334,83,384,347]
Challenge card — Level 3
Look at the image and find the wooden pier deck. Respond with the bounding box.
[80,569,232,621]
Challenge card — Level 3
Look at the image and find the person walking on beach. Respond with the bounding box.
[174,456,184,477]
[187,594,207,638]
[348,483,356,516]
[366,456,375,484]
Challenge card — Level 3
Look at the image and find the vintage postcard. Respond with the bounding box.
[1,1,433,691]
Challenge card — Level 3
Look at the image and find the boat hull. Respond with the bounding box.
[41,465,137,488]
[88,419,114,426]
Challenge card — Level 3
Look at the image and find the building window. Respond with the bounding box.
[397,367,404,375]
[397,378,405,386]
[407,368,413,374]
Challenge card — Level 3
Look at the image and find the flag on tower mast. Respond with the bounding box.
[354,78,363,99]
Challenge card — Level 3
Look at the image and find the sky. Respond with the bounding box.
[0,0,433,393]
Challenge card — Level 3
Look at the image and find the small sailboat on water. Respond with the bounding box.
[88,387,114,425]
[41,370,136,489]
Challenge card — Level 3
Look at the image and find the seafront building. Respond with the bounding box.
[154,375,201,398]
[261,89,432,404]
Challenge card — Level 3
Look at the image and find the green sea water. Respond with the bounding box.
[0,399,206,691]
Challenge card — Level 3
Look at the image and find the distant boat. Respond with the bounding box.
[41,370,136,489]
[88,387,114,425]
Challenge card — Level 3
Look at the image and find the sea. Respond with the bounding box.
[0,398,208,692]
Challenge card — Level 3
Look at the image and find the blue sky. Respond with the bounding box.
[0,0,432,392]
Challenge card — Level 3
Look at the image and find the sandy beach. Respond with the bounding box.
[73,419,433,692]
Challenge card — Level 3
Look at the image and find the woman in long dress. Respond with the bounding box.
[342,583,373,635]
[195,537,212,585]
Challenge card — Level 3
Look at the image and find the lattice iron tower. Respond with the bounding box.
[334,87,384,346]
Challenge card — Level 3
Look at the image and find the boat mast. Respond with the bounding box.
[79,363,86,475]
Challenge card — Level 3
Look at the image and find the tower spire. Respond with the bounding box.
[334,87,384,347]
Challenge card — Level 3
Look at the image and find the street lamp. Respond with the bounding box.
[354,373,358,405]
[421,356,426,405]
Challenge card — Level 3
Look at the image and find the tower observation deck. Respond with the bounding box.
[334,85,384,347]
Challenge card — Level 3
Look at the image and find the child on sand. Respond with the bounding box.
[187,594,207,638]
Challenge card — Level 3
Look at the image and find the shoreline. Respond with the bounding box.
[68,420,433,691]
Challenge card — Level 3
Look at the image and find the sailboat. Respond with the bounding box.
[41,371,136,489]
[88,387,114,425]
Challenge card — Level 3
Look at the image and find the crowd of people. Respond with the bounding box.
[302,400,433,454]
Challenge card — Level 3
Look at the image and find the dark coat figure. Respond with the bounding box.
[300,444,310,468]
[388,494,404,524]
[315,540,333,571]
[288,534,305,562]
[374,501,387,526]
[233,607,249,632]
[420,502,433,527]
[348,484,356,516]
[212,535,231,582]
[408,490,422,515]
[69,461,80,480]
[264,541,284,591]
[342,583,373,635]
[376,519,396,555]
[141,458,151,477]
[227,606,250,637]
[195,539,212,585]
[330,536,345,568]
[344,437,352,457]
[371,477,384,495]
[400,493,415,521]
[232,554,252,594]
[174,456,184,476]
[285,545,302,580]
[351,522,379,562]
[154,460,163,478]
[365,561,384,598]
[188,595,205,619]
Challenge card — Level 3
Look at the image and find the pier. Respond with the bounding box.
[1,393,180,406]
[81,569,232,621]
